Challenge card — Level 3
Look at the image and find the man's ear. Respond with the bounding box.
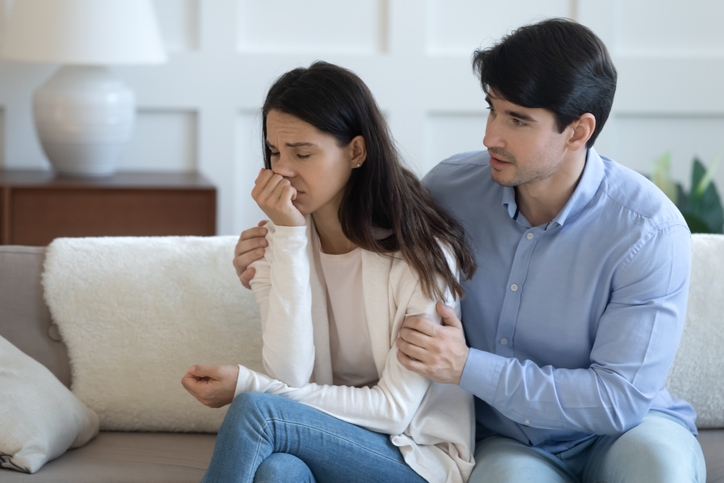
[349,135,367,168]
[567,113,596,151]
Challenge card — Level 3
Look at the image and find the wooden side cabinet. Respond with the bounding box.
[0,170,216,246]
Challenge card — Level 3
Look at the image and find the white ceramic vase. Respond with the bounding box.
[33,65,135,177]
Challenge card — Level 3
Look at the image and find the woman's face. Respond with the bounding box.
[265,109,364,217]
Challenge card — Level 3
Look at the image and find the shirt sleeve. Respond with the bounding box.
[248,222,315,388]
[237,246,460,436]
[460,224,691,435]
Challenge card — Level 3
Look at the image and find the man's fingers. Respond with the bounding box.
[395,336,428,362]
[239,267,256,290]
[236,232,268,257]
[402,315,439,336]
[398,326,433,349]
[233,249,265,278]
[436,302,463,329]
[396,349,430,376]
[239,225,268,243]
[234,240,266,264]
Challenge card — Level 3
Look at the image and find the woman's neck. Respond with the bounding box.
[312,206,356,255]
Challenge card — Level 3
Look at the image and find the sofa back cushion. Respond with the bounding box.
[665,234,724,429]
[0,246,71,387]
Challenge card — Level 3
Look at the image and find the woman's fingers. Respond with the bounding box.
[251,169,305,226]
[252,170,285,204]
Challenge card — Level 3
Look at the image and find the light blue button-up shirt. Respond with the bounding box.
[424,148,696,453]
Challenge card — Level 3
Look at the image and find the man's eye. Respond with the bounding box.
[513,119,526,126]
[270,151,280,157]
[297,154,311,159]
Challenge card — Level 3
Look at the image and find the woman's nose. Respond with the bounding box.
[272,153,295,178]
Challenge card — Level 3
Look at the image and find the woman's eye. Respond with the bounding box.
[297,154,311,159]
[270,151,280,157]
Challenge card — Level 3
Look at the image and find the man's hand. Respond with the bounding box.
[233,221,268,289]
[396,302,469,385]
[181,364,239,408]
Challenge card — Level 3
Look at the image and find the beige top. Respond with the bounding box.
[319,247,378,388]
[245,218,475,483]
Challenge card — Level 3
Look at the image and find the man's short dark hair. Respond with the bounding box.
[473,18,617,148]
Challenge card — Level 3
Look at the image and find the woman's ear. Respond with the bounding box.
[349,135,367,168]
[567,113,596,151]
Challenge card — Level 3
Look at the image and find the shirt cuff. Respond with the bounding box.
[459,348,505,404]
[234,364,250,399]
[273,225,307,237]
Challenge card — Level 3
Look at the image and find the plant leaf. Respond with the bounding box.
[676,183,689,214]
[696,154,721,197]
[683,214,714,234]
[652,151,677,203]
[686,158,724,233]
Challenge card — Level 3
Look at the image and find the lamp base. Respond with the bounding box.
[33,65,136,177]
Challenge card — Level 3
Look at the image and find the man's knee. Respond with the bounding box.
[470,437,574,483]
[586,412,706,483]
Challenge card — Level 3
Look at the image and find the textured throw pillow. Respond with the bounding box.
[42,236,263,433]
[0,336,99,473]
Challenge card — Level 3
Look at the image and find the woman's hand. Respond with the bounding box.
[251,168,306,227]
[181,364,239,408]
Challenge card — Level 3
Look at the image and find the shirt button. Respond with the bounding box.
[510,284,519,292]
[524,419,531,425]
[500,338,508,345]
[526,232,534,240]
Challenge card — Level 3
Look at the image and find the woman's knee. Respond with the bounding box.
[222,392,283,433]
[254,453,315,483]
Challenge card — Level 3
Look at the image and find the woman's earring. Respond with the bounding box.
[356,164,361,168]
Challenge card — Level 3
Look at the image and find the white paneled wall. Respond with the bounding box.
[0,0,723,236]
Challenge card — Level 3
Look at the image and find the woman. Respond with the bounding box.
[182,61,476,483]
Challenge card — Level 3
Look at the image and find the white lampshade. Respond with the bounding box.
[0,0,167,177]
[1,0,166,65]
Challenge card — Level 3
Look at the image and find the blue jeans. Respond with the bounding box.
[202,392,426,483]
[468,411,706,483]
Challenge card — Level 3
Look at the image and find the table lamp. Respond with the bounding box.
[1,0,167,177]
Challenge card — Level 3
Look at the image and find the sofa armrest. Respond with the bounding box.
[0,246,71,387]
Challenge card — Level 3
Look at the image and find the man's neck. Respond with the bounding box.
[515,149,587,227]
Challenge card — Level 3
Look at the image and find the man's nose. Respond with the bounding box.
[482,117,503,149]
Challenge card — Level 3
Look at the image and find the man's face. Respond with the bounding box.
[483,90,571,188]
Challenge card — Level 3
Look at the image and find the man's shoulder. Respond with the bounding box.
[423,150,492,191]
[597,153,687,230]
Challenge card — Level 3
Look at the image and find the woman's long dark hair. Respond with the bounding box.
[261,61,475,300]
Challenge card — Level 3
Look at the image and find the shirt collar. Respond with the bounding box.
[500,147,605,228]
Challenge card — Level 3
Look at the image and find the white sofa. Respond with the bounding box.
[0,234,722,482]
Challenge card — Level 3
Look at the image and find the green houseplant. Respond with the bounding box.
[651,153,723,234]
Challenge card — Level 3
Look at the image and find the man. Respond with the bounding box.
[233,18,706,482]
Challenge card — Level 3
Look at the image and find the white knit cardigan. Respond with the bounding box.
[240,218,475,483]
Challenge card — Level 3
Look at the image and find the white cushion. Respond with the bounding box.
[0,336,99,473]
[666,234,724,429]
[42,236,263,432]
